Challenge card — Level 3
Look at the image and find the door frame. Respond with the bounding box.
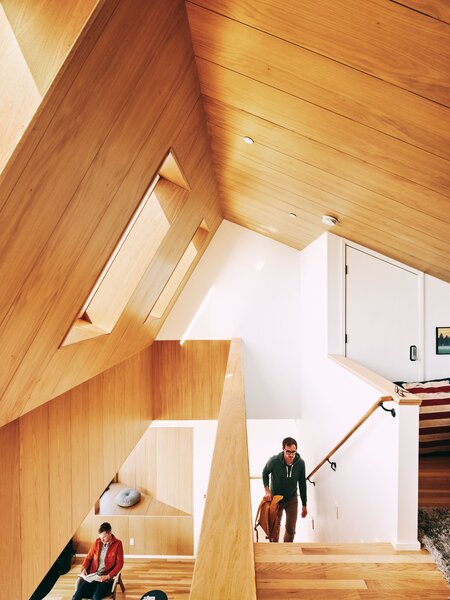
[327,234,425,380]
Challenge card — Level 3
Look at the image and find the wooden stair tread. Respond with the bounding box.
[255,542,449,598]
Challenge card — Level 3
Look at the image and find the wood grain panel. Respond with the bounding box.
[196,59,449,198]
[188,0,450,104]
[0,0,222,428]
[49,393,73,560]
[190,339,256,600]
[187,2,450,159]
[74,513,194,556]
[19,404,51,599]
[2,0,101,94]
[70,381,91,533]
[0,7,41,174]
[0,0,190,417]
[382,0,450,23]
[203,99,449,236]
[151,340,230,420]
[19,67,206,418]
[0,420,21,599]
[209,131,450,262]
[119,426,193,514]
[156,428,193,514]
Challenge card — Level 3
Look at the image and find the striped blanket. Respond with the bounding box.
[397,379,450,454]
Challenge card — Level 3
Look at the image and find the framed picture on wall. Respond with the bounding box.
[436,327,450,355]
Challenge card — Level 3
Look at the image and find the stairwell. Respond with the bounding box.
[255,542,449,599]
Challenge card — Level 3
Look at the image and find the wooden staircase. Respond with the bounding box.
[255,542,449,599]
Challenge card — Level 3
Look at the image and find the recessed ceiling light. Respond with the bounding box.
[322,215,339,226]
[289,212,297,218]
[243,136,254,144]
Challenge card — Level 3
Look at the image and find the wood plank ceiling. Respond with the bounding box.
[186,0,450,282]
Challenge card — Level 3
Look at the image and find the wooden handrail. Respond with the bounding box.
[189,339,257,600]
[307,396,394,481]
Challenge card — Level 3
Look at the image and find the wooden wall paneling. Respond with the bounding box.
[74,513,193,556]
[0,0,120,199]
[2,0,103,95]
[203,98,450,235]
[0,0,168,327]
[0,420,21,599]
[0,0,197,427]
[128,516,148,554]
[189,339,256,600]
[87,375,105,505]
[195,60,449,198]
[19,404,51,600]
[0,7,41,174]
[151,341,230,420]
[188,0,450,105]
[33,62,204,407]
[102,369,119,484]
[156,428,193,514]
[70,384,91,534]
[391,0,450,22]
[0,346,154,598]
[48,392,73,562]
[187,2,450,160]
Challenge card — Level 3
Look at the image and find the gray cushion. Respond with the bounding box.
[115,488,141,507]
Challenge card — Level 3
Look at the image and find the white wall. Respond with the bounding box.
[424,274,450,380]
[298,234,419,549]
[328,232,450,383]
[158,220,302,418]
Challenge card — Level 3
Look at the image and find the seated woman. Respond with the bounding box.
[73,522,123,600]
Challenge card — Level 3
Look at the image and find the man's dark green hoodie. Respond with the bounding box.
[262,451,307,506]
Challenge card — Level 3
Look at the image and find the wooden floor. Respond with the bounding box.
[45,558,194,600]
[255,543,450,599]
[47,542,450,600]
[419,451,450,507]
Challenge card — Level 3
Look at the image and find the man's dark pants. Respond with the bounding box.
[271,495,298,542]
[72,579,113,600]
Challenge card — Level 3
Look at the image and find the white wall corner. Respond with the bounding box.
[326,233,345,355]
[392,404,421,551]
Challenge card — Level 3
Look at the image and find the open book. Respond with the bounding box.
[78,572,102,583]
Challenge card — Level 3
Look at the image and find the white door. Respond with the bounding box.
[345,245,421,382]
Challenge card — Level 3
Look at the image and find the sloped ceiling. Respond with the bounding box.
[186,0,450,282]
[0,0,222,427]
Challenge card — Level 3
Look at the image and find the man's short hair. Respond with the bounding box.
[282,437,297,449]
[98,522,112,534]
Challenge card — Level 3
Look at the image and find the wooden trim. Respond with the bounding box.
[189,339,257,600]
[307,396,394,481]
[328,355,421,405]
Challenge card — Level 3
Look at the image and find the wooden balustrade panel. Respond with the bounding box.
[151,340,230,420]
[189,339,257,600]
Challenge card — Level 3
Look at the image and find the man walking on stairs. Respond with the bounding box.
[262,437,307,542]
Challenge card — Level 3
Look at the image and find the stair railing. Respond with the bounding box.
[307,396,395,484]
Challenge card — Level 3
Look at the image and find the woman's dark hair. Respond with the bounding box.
[98,522,112,533]
[282,437,297,449]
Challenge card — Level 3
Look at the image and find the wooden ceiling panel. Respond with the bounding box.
[188,0,450,104]
[203,98,449,223]
[188,2,449,159]
[195,59,449,197]
[186,0,450,282]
